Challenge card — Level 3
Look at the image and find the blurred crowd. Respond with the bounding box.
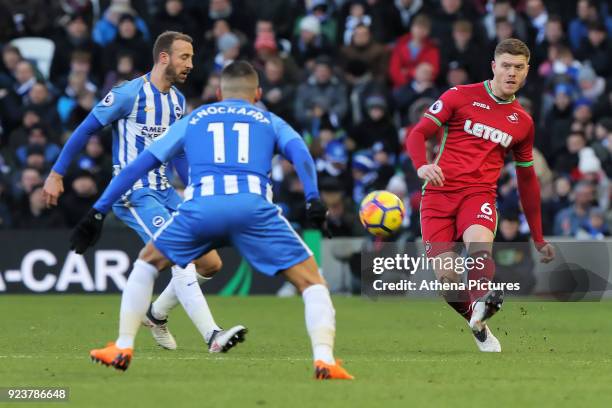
[1,0,612,243]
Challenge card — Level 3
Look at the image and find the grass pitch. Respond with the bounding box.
[1,295,611,407]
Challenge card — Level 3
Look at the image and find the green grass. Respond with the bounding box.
[1,295,611,407]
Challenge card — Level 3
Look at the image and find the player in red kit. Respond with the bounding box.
[406,38,555,352]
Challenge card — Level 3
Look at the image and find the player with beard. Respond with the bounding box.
[406,38,555,352]
[43,31,246,355]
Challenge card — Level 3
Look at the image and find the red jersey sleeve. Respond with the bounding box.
[511,121,535,167]
[422,87,462,128]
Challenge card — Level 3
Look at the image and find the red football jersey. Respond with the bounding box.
[422,80,534,192]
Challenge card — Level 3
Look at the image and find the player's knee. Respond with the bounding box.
[195,256,223,278]
[291,272,327,294]
[138,243,168,271]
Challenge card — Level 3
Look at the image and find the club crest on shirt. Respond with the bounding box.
[174,104,183,119]
[507,112,519,123]
[152,216,165,227]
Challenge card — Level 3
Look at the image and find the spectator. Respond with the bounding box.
[392,0,424,31]
[542,176,572,234]
[317,139,352,197]
[14,60,38,100]
[103,13,151,74]
[57,71,98,126]
[66,90,96,131]
[320,185,359,236]
[343,58,388,127]
[340,23,389,81]
[351,153,378,204]
[92,0,150,47]
[575,207,609,239]
[440,19,485,83]
[533,15,567,69]
[393,62,439,125]
[50,14,102,86]
[577,64,606,105]
[72,135,112,183]
[573,98,594,127]
[15,125,60,166]
[525,0,549,44]
[542,83,575,156]
[294,0,337,44]
[7,109,42,149]
[260,57,296,125]
[388,14,440,89]
[0,45,22,88]
[553,129,586,176]
[59,170,99,227]
[210,32,242,73]
[430,0,482,45]
[252,31,300,83]
[254,3,296,39]
[568,0,612,51]
[487,18,516,59]
[291,15,334,68]
[576,22,612,79]
[349,95,399,155]
[23,82,61,135]
[553,181,594,236]
[483,0,530,42]
[446,60,470,88]
[200,0,253,40]
[294,56,348,130]
[151,0,198,40]
[340,1,372,46]
[12,167,42,203]
[15,184,65,229]
[200,73,221,105]
[101,52,139,95]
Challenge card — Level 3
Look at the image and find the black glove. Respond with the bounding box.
[70,209,106,254]
[305,199,332,238]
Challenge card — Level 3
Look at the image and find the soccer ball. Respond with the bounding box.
[359,191,406,237]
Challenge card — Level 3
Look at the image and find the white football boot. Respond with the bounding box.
[471,324,502,352]
[208,325,248,353]
[469,289,504,352]
[142,304,177,350]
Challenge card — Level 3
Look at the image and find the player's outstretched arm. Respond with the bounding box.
[70,151,161,254]
[516,165,555,263]
[272,113,331,237]
[70,116,188,254]
[406,115,445,186]
[43,114,103,207]
[283,138,331,238]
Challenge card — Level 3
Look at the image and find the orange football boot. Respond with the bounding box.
[90,342,133,371]
[314,359,354,380]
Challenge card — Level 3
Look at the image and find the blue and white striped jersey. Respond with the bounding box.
[92,73,185,192]
[147,99,301,199]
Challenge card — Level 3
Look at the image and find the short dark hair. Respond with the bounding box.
[221,60,259,83]
[494,38,530,61]
[220,61,259,94]
[152,31,193,62]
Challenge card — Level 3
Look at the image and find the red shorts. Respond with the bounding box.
[420,187,497,257]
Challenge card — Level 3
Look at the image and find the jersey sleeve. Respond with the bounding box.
[148,115,189,163]
[270,112,302,156]
[422,87,462,127]
[91,81,139,126]
[512,121,535,167]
